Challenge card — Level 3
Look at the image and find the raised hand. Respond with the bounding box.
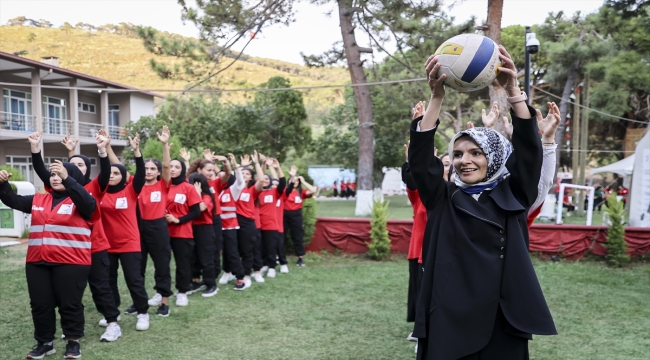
[501,116,513,138]
[467,122,474,129]
[289,165,298,177]
[424,55,446,98]
[537,102,561,142]
[495,45,519,94]
[228,153,238,168]
[251,150,260,164]
[50,160,69,180]
[412,101,426,120]
[128,133,140,151]
[241,154,251,167]
[98,128,111,140]
[0,170,12,183]
[265,157,274,167]
[96,133,109,151]
[28,131,43,153]
[481,102,499,128]
[61,133,78,151]
[203,149,214,161]
[157,125,170,144]
[180,148,191,162]
[214,155,228,164]
[272,158,281,169]
[194,181,202,195]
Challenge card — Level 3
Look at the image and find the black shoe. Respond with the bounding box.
[189,281,205,295]
[124,304,137,315]
[156,303,170,317]
[26,342,56,359]
[297,258,306,267]
[201,285,218,297]
[64,340,81,359]
[233,280,246,291]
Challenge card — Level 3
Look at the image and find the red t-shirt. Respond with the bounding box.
[194,194,214,225]
[284,189,312,212]
[100,183,141,253]
[406,188,427,263]
[166,182,202,238]
[276,193,286,233]
[209,178,225,215]
[138,180,170,220]
[259,189,280,231]
[236,185,260,220]
[341,182,348,191]
[85,178,111,253]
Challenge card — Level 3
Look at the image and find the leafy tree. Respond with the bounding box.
[604,195,630,267]
[367,199,391,260]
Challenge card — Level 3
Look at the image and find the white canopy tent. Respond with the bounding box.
[591,154,635,177]
[629,130,650,227]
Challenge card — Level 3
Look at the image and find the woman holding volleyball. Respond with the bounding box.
[410,45,557,359]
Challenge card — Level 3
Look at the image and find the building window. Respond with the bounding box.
[108,104,120,138]
[5,156,34,183]
[42,96,69,135]
[2,89,33,131]
[78,102,96,114]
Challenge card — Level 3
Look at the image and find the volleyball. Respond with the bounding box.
[433,34,502,92]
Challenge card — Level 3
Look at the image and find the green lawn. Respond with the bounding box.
[1,244,649,359]
[316,195,413,220]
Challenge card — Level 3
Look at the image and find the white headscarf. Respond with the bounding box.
[447,127,513,194]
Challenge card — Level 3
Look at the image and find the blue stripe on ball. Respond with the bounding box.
[460,37,495,83]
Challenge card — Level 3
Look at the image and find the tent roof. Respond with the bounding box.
[591,154,635,176]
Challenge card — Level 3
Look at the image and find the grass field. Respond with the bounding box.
[1,243,649,359]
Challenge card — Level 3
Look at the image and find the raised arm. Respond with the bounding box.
[99,129,121,165]
[157,126,172,185]
[129,134,146,194]
[298,176,317,195]
[28,131,52,187]
[96,133,111,191]
[272,159,286,195]
[214,154,232,184]
[251,151,264,193]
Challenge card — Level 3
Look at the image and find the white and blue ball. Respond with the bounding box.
[434,34,502,92]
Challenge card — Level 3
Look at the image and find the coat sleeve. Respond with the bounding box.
[408,117,445,211]
[507,105,543,208]
[401,162,417,191]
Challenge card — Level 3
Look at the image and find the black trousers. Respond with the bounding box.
[252,228,263,271]
[284,209,305,256]
[213,216,223,277]
[140,218,173,297]
[108,252,149,314]
[223,228,245,280]
[89,250,120,323]
[26,263,91,343]
[276,231,288,265]
[261,230,280,269]
[236,215,257,276]
[170,237,195,293]
[407,259,422,323]
[190,224,217,287]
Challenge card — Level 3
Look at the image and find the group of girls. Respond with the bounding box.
[404,45,561,360]
[0,126,317,359]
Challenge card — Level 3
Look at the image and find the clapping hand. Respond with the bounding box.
[61,133,78,151]
[481,102,499,128]
[537,102,561,142]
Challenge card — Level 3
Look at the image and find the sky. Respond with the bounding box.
[0,0,606,64]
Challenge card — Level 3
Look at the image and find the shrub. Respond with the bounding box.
[604,196,630,267]
[284,197,317,254]
[0,165,26,193]
[367,199,391,260]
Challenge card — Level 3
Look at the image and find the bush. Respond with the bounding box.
[0,165,26,193]
[604,196,630,267]
[367,199,391,260]
[284,197,317,254]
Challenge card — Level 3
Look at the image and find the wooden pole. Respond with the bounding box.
[572,84,581,190]
[578,74,590,215]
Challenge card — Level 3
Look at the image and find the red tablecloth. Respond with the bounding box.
[306,218,650,258]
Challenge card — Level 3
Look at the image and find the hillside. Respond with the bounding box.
[0,25,348,123]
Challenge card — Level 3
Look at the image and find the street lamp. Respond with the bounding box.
[524,26,540,104]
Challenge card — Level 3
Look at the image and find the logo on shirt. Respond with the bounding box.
[276,199,281,207]
[57,204,74,215]
[264,195,273,203]
[294,197,302,204]
[209,186,215,194]
[150,191,161,203]
[174,193,187,204]
[221,193,231,203]
[116,197,128,209]
[31,205,44,211]
[240,193,250,202]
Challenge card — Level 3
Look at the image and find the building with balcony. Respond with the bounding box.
[0,51,162,189]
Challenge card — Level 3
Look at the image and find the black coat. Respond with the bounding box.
[408,106,557,360]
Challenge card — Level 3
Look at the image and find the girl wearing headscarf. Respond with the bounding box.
[165,158,202,306]
[30,131,123,343]
[139,126,173,318]
[409,47,557,360]
[258,157,286,278]
[100,134,152,332]
[0,158,96,359]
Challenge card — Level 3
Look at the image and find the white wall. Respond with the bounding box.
[129,93,155,121]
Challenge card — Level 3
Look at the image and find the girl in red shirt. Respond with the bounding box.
[236,151,265,288]
[258,158,286,279]
[187,173,219,297]
[283,166,318,267]
[101,135,152,332]
[138,126,173,317]
[165,159,202,306]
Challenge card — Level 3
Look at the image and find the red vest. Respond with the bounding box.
[219,188,239,230]
[28,194,94,265]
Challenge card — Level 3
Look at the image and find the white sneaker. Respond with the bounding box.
[415,342,418,353]
[148,293,162,306]
[218,272,234,285]
[98,315,121,327]
[176,293,189,307]
[280,264,289,274]
[252,272,265,283]
[100,323,122,342]
[135,313,150,331]
[260,266,269,274]
[267,268,276,278]
[243,276,252,289]
[407,332,417,342]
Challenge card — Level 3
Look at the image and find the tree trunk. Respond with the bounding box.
[485,0,509,134]
[337,0,375,216]
[555,61,580,179]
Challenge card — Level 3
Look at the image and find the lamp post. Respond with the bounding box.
[524,26,540,104]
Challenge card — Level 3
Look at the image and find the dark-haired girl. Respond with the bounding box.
[165,159,202,306]
[187,172,218,297]
[258,158,286,278]
[138,126,173,317]
[283,166,318,267]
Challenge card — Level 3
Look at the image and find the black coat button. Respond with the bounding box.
[500,255,504,259]
[500,230,504,234]
[500,238,505,242]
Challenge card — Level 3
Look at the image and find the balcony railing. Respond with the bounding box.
[0,111,35,132]
[43,117,74,136]
[79,122,125,140]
